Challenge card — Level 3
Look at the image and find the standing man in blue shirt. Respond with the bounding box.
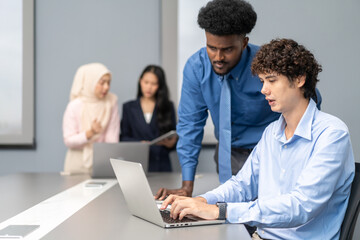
[156,0,321,199]
[161,38,354,240]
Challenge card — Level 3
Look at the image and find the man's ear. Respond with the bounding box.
[297,75,306,88]
[242,37,249,50]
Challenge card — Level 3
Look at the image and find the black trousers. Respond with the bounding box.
[213,143,252,175]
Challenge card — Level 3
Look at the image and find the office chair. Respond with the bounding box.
[340,162,360,240]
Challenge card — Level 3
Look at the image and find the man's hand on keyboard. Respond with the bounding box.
[160,195,218,220]
[154,181,194,200]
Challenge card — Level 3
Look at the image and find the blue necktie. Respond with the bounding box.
[219,75,232,183]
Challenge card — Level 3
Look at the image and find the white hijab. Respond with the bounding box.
[67,63,117,171]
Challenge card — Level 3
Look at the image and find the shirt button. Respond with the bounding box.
[262,230,265,234]
[284,145,287,148]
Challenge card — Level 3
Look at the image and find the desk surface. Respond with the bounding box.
[0,173,251,240]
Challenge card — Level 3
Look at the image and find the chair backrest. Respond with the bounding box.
[340,162,360,240]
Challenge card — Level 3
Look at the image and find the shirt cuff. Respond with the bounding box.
[199,192,219,205]
[181,167,196,181]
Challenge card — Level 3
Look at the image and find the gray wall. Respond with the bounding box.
[172,0,360,166]
[0,0,359,237]
[249,0,360,160]
[172,0,360,160]
[0,0,161,174]
[1,1,358,171]
[0,1,358,177]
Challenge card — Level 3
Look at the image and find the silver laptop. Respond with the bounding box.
[110,158,225,228]
[92,142,149,178]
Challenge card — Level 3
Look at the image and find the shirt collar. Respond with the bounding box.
[274,99,317,142]
[293,99,317,140]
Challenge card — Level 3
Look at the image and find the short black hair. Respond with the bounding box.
[251,38,322,100]
[197,0,257,36]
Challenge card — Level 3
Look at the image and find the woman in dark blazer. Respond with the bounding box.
[120,65,177,172]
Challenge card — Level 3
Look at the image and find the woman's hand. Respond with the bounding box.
[157,136,177,148]
[86,119,103,139]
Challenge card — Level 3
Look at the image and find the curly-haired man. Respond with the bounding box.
[161,38,354,240]
[156,0,322,199]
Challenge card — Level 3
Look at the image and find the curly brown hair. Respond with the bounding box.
[251,38,322,100]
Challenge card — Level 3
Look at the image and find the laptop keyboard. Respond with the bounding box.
[160,210,197,223]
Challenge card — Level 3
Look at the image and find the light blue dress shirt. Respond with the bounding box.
[201,99,355,240]
[177,44,280,181]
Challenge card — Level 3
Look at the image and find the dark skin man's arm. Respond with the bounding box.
[154,180,194,200]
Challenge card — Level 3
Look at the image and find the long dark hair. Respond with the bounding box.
[137,65,174,135]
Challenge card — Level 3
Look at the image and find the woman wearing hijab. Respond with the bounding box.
[62,63,119,174]
[120,65,177,172]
